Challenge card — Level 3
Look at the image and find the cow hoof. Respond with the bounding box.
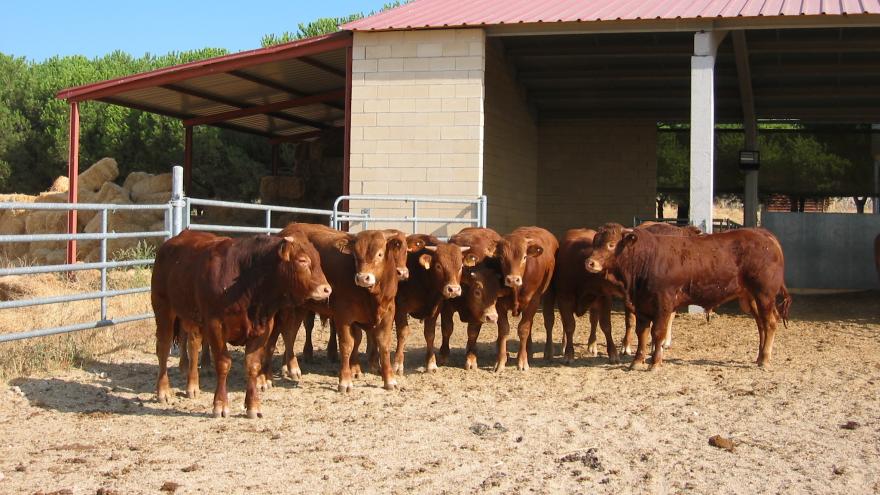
[186,388,199,399]
[392,362,404,375]
[464,355,478,370]
[384,380,399,391]
[492,362,505,373]
[622,346,633,356]
[246,409,263,419]
[212,405,229,418]
[517,362,530,371]
[285,366,302,380]
[608,355,621,365]
[587,344,598,357]
[662,342,671,350]
[436,354,448,366]
[338,382,353,393]
[628,360,646,371]
[426,361,438,373]
[157,390,171,404]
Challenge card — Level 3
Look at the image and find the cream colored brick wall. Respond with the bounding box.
[482,42,538,234]
[349,29,486,236]
[537,120,657,237]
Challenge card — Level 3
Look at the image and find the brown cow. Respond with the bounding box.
[152,230,331,418]
[586,224,792,369]
[270,224,407,392]
[392,236,470,373]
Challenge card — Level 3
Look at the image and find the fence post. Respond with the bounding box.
[412,201,418,234]
[479,195,488,228]
[171,165,184,236]
[100,208,108,321]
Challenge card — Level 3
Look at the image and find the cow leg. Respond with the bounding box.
[302,311,315,362]
[542,294,555,361]
[586,305,600,357]
[377,311,399,390]
[394,310,410,374]
[154,307,175,404]
[649,310,673,371]
[336,322,355,393]
[515,299,541,371]
[558,298,577,364]
[244,325,271,419]
[184,324,202,398]
[366,331,380,375]
[662,312,676,349]
[464,322,482,370]
[756,296,778,367]
[327,321,339,362]
[206,321,231,418]
[350,326,363,379]
[629,316,651,370]
[622,307,636,356]
[598,296,619,364]
[261,315,282,386]
[422,313,439,373]
[280,308,307,380]
[493,311,510,372]
[438,305,455,367]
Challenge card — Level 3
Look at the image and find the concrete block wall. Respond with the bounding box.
[482,41,538,234]
[349,29,486,236]
[537,120,657,237]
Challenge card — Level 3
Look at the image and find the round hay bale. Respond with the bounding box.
[49,176,69,193]
[78,157,119,194]
[79,182,132,229]
[130,173,172,202]
[133,191,171,204]
[122,171,153,192]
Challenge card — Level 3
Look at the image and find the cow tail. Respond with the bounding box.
[542,288,556,328]
[777,285,792,328]
[172,317,182,346]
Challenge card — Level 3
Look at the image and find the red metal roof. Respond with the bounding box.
[343,0,880,31]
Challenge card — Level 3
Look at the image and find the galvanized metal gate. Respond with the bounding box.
[0,166,487,342]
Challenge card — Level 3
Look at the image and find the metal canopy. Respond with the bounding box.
[56,32,351,139]
[498,27,880,123]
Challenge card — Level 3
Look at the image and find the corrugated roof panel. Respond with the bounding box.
[343,0,880,30]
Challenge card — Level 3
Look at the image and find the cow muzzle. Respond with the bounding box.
[442,284,462,299]
[396,266,410,281]
[482,310,499,323]
[355,272,377,288]
[310,284,332,301]
[585,259,602,273]
[505,275,523,288]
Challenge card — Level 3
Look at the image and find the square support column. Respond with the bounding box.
[183,125,193,194]
[66,101,80,265]
[689,30,727,234]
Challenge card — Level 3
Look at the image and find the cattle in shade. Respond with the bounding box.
[392,235,469,373]
[151,229,330,418]
[269,224,407,392]
[586,224,792,369]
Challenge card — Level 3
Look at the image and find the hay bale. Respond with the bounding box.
[79,182,131,229]
[44,249,66,266]
[130,173,171,202]
[25,210,67,234]
[134,191,171,204]
[259,176,304,205]
[79,157,119,194]
[122,171,152,192]
[0,211,29,259]
[0,194,36,203]
[33,192,67,204]
[49,176,69,193]
[82,209,161,258]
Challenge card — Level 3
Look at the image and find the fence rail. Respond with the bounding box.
[1,166,489,342]
[633,217,743,231]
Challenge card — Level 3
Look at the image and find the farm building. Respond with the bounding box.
[56,0,880,286]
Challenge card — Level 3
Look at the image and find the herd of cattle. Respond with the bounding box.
[151,222,792,418]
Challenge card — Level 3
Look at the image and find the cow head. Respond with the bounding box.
[418,243,470,299]
[496,235,544,288]
[585,223,633,274]
[277,233,332,304]
[461,262,508,323]
[337,230,406,293]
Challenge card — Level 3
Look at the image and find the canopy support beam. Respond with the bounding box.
[66,101,80,266]
[733,30,759,227]
[184,126,193,194]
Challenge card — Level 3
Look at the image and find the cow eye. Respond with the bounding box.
[377,252,383,259]
[607,243,616,250]
[521,255,527,263]
[296,257,310,266]
[474,289,482,297]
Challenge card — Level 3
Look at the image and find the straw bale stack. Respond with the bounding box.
[48,176,69,193]
[259,176,304,205]
[78,157,119,195]
[130,173,171,202]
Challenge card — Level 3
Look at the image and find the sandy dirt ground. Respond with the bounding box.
[1,292,879,494]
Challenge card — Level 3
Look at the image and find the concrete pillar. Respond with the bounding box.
[689,30,727,234]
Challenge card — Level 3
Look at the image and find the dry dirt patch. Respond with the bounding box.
[0,292,878,494]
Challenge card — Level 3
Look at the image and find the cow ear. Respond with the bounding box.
[463,253,479,267]
[278,237,295,261]
[407,239,425,253]
[623,232,638,244]
[418,253,433,270]
[486,241,498,257]
[526,244,543,257]
[386,237,403,251]
[334,237,352,254]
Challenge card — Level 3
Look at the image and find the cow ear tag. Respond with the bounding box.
[418,253,433,270]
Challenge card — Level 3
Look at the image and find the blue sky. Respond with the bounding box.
[1,0,387,61]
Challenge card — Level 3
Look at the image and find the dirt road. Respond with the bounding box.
[1,292,878,494]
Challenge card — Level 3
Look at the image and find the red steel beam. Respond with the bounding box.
[182,89,344,127]
[66,102,80,266]
[56,32,352,102]
[268,130,332,145]
[227,70,345,111]
[184,126,193,194]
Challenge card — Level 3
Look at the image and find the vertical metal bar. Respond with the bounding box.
[171,165,184,236]
[100,208,108,321]
[480,195,488,227]
[66,101,80,266]
[265,208,272,235]
[183,126,193,194]
[412,201,418,234]
[184,197,191,229]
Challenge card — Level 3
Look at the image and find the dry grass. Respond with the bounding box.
[0,258,153,381]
